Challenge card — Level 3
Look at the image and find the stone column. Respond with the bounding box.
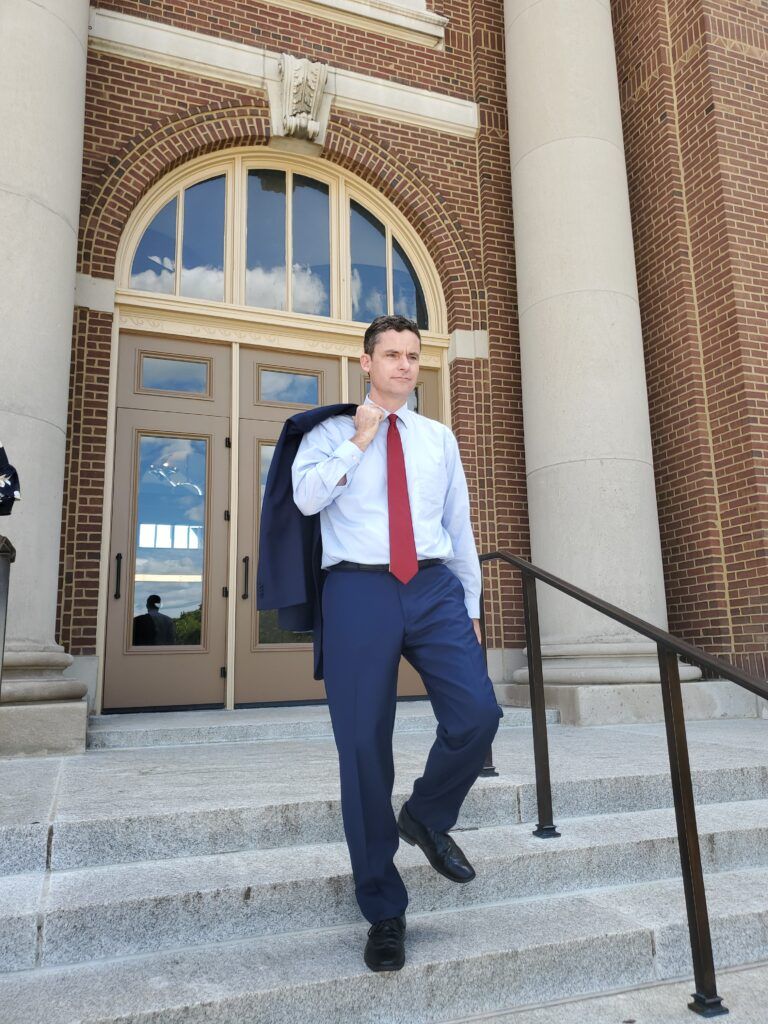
[0,0,90,753]
[503,0,703,724]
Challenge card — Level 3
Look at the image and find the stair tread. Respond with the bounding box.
[436,960,768,1024]
[2,797,767,909]
[86,702,558,750]
[4,867,768,1023]
[4,719,768,875]
[3,799,768,974]
[0,888,661,1023]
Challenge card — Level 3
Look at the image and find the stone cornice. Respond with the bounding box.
[88,8,477,138]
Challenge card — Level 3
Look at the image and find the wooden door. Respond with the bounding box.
[103,335,231,711]
[103,408,230,710]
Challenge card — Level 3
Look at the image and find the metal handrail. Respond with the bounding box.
[0,536,16,697]
[477,549,767,1017]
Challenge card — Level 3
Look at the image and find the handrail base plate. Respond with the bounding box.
[689,992,728,1016]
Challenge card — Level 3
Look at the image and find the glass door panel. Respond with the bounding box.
[104,408,230,711]
[131,435,207,648]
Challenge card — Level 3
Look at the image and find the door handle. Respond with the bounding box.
[114,553,122,599]
[242,555,250,600]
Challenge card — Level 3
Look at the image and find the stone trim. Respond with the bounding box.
[263,0,447,49]
[88,9,475,138]
[75,274,115,313]
[448,330,489,362]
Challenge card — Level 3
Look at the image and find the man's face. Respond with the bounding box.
[361,329,420,399]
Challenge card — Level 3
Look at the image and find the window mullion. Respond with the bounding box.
[286,170,293,313]
[340,181,350,320]
[175,188,184,298]
[385,222,393,315]
[229,158,241,306]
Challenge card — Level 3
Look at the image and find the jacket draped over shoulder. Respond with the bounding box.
[256,403,358,681]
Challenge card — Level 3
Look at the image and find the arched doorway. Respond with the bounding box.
[102,150,450,712]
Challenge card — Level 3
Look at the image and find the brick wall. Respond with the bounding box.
[611,0,768,679]
[57,14,529,658]
[58,308,113,656]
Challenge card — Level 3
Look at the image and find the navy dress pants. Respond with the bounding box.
[321,561,503,924]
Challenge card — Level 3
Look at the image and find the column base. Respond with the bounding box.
[511,643,703,686]
[1,645,88,703]
[0,700,87,757]
[498,679,760,726]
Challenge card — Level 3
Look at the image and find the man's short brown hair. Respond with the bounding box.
[363,315,422,357]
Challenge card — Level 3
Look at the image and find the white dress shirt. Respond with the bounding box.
[291,393,481,619]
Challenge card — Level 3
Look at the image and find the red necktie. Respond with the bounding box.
[387,413,418,584]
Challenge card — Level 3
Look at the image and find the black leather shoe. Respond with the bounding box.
[364,914,406,972]
[398,801,476,882]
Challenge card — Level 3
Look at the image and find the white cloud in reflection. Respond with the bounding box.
[245,263,328,314]
[135,553,202,574]
[180,265,225,301]
[292,263,328,315]
[129,268,174,293]
[246,265,286,309]
[351,267,386,320]
[394,291,415,318]
[132,258,329,313]
[351,267,362,315]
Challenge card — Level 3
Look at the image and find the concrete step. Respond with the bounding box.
[439,959,768,1024]
[6,720,768,874]
[3,799,768,971]
[86,702,559,750]
[3,867,768,1023]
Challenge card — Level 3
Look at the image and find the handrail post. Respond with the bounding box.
[522,572,560,838]
[0,536,16,698]
[478,579,499,777]
[658,644,727,1016]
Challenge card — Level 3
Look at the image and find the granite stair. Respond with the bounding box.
[1,710,768,1022]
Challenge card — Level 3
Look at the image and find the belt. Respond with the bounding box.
[326,558,444,573]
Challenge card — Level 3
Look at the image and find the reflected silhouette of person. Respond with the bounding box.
[132,594,176,646]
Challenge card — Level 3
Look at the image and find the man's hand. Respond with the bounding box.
[336,405,388,485]
[351,404,387,452]
[471,618,482,645]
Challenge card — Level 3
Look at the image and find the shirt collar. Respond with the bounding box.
[364,392,412,427]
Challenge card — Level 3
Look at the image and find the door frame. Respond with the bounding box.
[93,307,450,713]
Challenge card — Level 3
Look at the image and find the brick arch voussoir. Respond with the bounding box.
[80,104,270,278]
[322,118,483,332]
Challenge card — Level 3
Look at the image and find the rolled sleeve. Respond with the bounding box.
[333,438,364,466]
[292,426,364,516]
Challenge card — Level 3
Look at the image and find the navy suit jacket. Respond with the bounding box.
[256,403,358,681]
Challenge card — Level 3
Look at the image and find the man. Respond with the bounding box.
[132,594,176,646]
[291,313,503,973]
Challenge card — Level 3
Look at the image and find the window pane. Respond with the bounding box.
[292,175,330,317]
[180,175,225,301]
[258,443,312,645]
[132,436,207,647]
[350,200,387,322]
[130,197,177,293]
[259,444,275,512]
[260,369,319,405]
[141,356,209,395]
[246,169,286,310]
[392,237,429,329]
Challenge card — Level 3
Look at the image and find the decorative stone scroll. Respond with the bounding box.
[278,54,329,142]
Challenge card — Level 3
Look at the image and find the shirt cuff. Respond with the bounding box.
[333,438,364,466]
[466,599,480,620]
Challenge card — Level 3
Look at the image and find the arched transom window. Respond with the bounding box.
[123,155,439,331]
